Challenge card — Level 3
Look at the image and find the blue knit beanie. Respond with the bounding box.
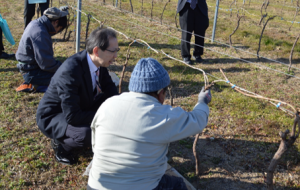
[129,58,170,93]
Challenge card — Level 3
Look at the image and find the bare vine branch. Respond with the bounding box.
[288,34,300,72]
[85,14,92,44]
[63,13,73,41]
[129,0,134,13]
[257,16,276,59]
[119,41,134,93]
[175,13,179,29]
[160,0,170,25]
[289,1,299,30]
[264,0,269,12]
[259,13,267,25]
[229,0,237,17]
[151,0,154,19]
[229,15,244,47]
[266,114,299,190]
[141,0,143,16]
[168,86,173,106]
[281,0,286,16]
[220,68,297,113]
[193,133,200,176]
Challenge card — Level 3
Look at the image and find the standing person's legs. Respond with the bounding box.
[152,174,188,190]
[0,27,4,53]
[179,3,195,59]
[39,0,50,16]
[0,27,15,59]
[193,7,209,58]
[24,0,36,28]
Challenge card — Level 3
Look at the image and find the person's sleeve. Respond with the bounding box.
[166,102,209,142]
[31,31,62,72]
[56,66,96,126]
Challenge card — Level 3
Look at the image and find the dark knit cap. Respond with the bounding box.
[44,7,68,20]
[129,58,170,93]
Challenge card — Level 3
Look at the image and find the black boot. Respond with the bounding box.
[51,139,77,165]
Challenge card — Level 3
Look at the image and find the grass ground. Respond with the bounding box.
[0,0,300,189]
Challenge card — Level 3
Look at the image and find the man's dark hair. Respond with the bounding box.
[144,86,168,97]
[49,16,68,31]
[86,27,117,54]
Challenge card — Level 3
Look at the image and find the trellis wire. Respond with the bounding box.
[77,2,300,79]
[84,2,300,72]
[66,2,298,115]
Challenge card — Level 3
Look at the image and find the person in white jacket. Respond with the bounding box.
[87,57,212,190]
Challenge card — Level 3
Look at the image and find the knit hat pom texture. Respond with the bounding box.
[129,58,170,93]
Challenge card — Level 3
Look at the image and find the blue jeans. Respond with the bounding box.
[21,67,54,86]
[153,174,188,190]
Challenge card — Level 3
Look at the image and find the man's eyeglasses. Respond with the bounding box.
[105,48,120,53]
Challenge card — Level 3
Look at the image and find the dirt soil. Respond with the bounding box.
[168,133,300,190]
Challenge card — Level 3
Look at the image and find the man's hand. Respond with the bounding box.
[59,6,69,12]
[198,87,212,104]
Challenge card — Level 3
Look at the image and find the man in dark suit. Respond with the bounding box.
[177,0,209,64]
[36,28,119,165]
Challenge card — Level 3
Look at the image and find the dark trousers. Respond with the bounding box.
[58,124,91,152]
[179,3,209,58]
[0,27,4,52]
[24,0,49,28]
[87,174,188,190]
[21,67,54,86]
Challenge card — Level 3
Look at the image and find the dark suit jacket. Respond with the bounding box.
[176,0,208,17]
[36,50,118,139]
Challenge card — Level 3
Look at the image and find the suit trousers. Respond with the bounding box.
[0,27,4,52]
[179,3,209,58]
[87,174,188,190]
[58,124,91,152]
[24,0,49,28]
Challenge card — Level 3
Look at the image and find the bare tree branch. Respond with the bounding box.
[160,0,170,25]
[229,15,244,47]
[141,0,143,16]
[151,0,154,20]
[266,114,299,190]
[229,0,237,17]
[175,13,179,29]
[257,16,276,59]
[119,41,134,93]
[129,0,134,13]
[288,34,300,72]
[168,86,173,106]
[193,133,200,176]
[289,1,299,30]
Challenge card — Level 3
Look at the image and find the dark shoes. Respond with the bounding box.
[0,52,15,59]
[51,139,77,165]
[183,56,203,64]
[193,56,203,63]
[183,57,192,65]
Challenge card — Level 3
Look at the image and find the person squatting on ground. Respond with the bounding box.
[36,27,119,165]
[87,57,212,190]
[177,0,209,65]
[15,7,68,92]
[24,0,49,28]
